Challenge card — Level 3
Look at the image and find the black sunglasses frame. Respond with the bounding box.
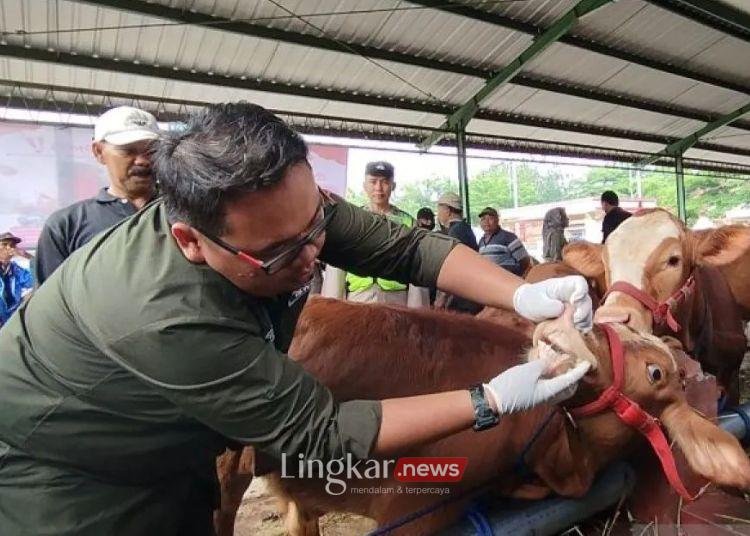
[203,206,334,275]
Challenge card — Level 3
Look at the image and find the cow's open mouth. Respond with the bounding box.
[532,339,580,377]
[530,308,599,371]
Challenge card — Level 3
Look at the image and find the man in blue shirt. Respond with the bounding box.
[478,207,530,277]
[435,192,480,313]
[436,192,478,250]
[0,232,33,326]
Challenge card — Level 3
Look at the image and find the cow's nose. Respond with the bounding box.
[624,312,652,332]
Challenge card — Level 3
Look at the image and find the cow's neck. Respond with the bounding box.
[655,272,705,355]
[292,299,532,401]
[686,270,711,358]
[578,412,637,461]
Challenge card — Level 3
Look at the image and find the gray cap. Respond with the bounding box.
[437,192,462,211]
[0,232,21,245]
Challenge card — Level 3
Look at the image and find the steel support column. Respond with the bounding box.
[675,155,687,222]
[456,126,470,222]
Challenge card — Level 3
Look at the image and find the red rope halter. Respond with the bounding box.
[568,323,696,501]
[602,275,695,332]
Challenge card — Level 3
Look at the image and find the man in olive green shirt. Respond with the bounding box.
[0,103,593,535]
[345,161,416,305]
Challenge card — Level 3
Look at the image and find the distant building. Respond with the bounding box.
[692,216,715,230]
[497,197,657,259]
[725,205,750,225]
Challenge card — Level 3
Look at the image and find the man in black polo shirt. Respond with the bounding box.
[34,106,160,284]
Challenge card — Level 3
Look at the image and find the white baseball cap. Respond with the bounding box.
[94,106,160,146]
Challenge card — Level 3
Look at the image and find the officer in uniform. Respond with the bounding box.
[345,161,416,305]
[0,103,592,535]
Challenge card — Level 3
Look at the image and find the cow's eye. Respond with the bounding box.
[647,364,663,384]
[667,255,681,267]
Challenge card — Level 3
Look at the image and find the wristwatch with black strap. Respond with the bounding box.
[469,383,500,431]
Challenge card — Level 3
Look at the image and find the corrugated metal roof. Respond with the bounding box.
[578,2,750,86]
[719,0,750,16]
[1,0,750,170]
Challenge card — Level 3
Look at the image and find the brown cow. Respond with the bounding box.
[475,261,603,335]
[563,209,747,401]
[692,225,750,319]
[258,298,750,535]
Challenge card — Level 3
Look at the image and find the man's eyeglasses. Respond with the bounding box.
[202,202,334,275]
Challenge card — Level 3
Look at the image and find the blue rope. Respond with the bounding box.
[466,501,494,536]
[726,405,750,447]
[367,411,559,535]
[717,393,728,413]
[366,481,493,536]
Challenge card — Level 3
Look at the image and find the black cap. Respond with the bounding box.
[416,207,434,219]
[478,207,498,218]
[365,161,394,180]
[0,232,21,245]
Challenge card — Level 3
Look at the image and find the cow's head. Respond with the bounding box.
[563,210,750,332]
[521,308,750,498]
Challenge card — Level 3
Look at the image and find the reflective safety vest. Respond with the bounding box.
[346,207,415,293]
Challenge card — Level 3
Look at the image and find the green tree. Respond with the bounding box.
[345,187,367,207]
[516,164,567,206]
[469,164,512,213]
[566,168,632,199]
[394,175,455,217]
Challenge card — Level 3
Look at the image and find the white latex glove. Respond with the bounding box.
[484,356,591,415]
[512,275,593,332]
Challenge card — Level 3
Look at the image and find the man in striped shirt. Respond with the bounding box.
[478,207,530,277]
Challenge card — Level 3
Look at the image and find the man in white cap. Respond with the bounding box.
[35,106,160,284]
[435,192,480,313]
[436,192,477,250]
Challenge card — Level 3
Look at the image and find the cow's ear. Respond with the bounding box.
[692,225,750,267]
[525,413,596,497]
[562,242,604,279]
[662,403,750,490]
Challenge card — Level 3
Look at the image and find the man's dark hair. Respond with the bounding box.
[154,102,308,235]
[417,207,434,220]
[601,190,619,206]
